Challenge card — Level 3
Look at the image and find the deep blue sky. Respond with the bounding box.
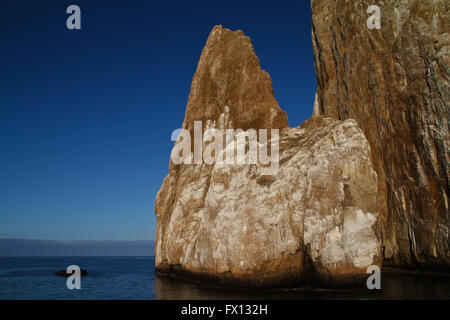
[0,0,316,241]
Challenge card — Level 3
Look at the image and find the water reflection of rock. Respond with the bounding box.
[154,272,450,300]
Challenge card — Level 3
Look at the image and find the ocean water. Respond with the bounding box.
[0,256,449,300]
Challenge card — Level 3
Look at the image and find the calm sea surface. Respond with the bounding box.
[0,256,448,300]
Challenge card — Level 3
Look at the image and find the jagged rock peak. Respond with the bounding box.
[182,25,289,132]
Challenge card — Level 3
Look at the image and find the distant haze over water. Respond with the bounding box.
[0,239,155,256]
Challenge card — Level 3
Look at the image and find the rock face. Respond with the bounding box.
[182,25,288,133]
[155,26,381,287]
[312,0,449,270]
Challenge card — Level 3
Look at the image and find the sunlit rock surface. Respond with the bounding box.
[155,26,381,287]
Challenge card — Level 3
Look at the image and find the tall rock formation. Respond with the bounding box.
[182,26,288,133]
[312,0,449,270]
[155,26,381,287]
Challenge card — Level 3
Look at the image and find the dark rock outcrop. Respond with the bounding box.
[55,269,88,277]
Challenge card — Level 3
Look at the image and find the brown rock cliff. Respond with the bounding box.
[312,0,449,269]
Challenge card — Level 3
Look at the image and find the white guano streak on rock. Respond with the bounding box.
[156,117,380,279]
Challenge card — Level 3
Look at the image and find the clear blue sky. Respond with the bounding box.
[0,0,316,241]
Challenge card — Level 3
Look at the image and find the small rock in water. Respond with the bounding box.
[55,269,88,277]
